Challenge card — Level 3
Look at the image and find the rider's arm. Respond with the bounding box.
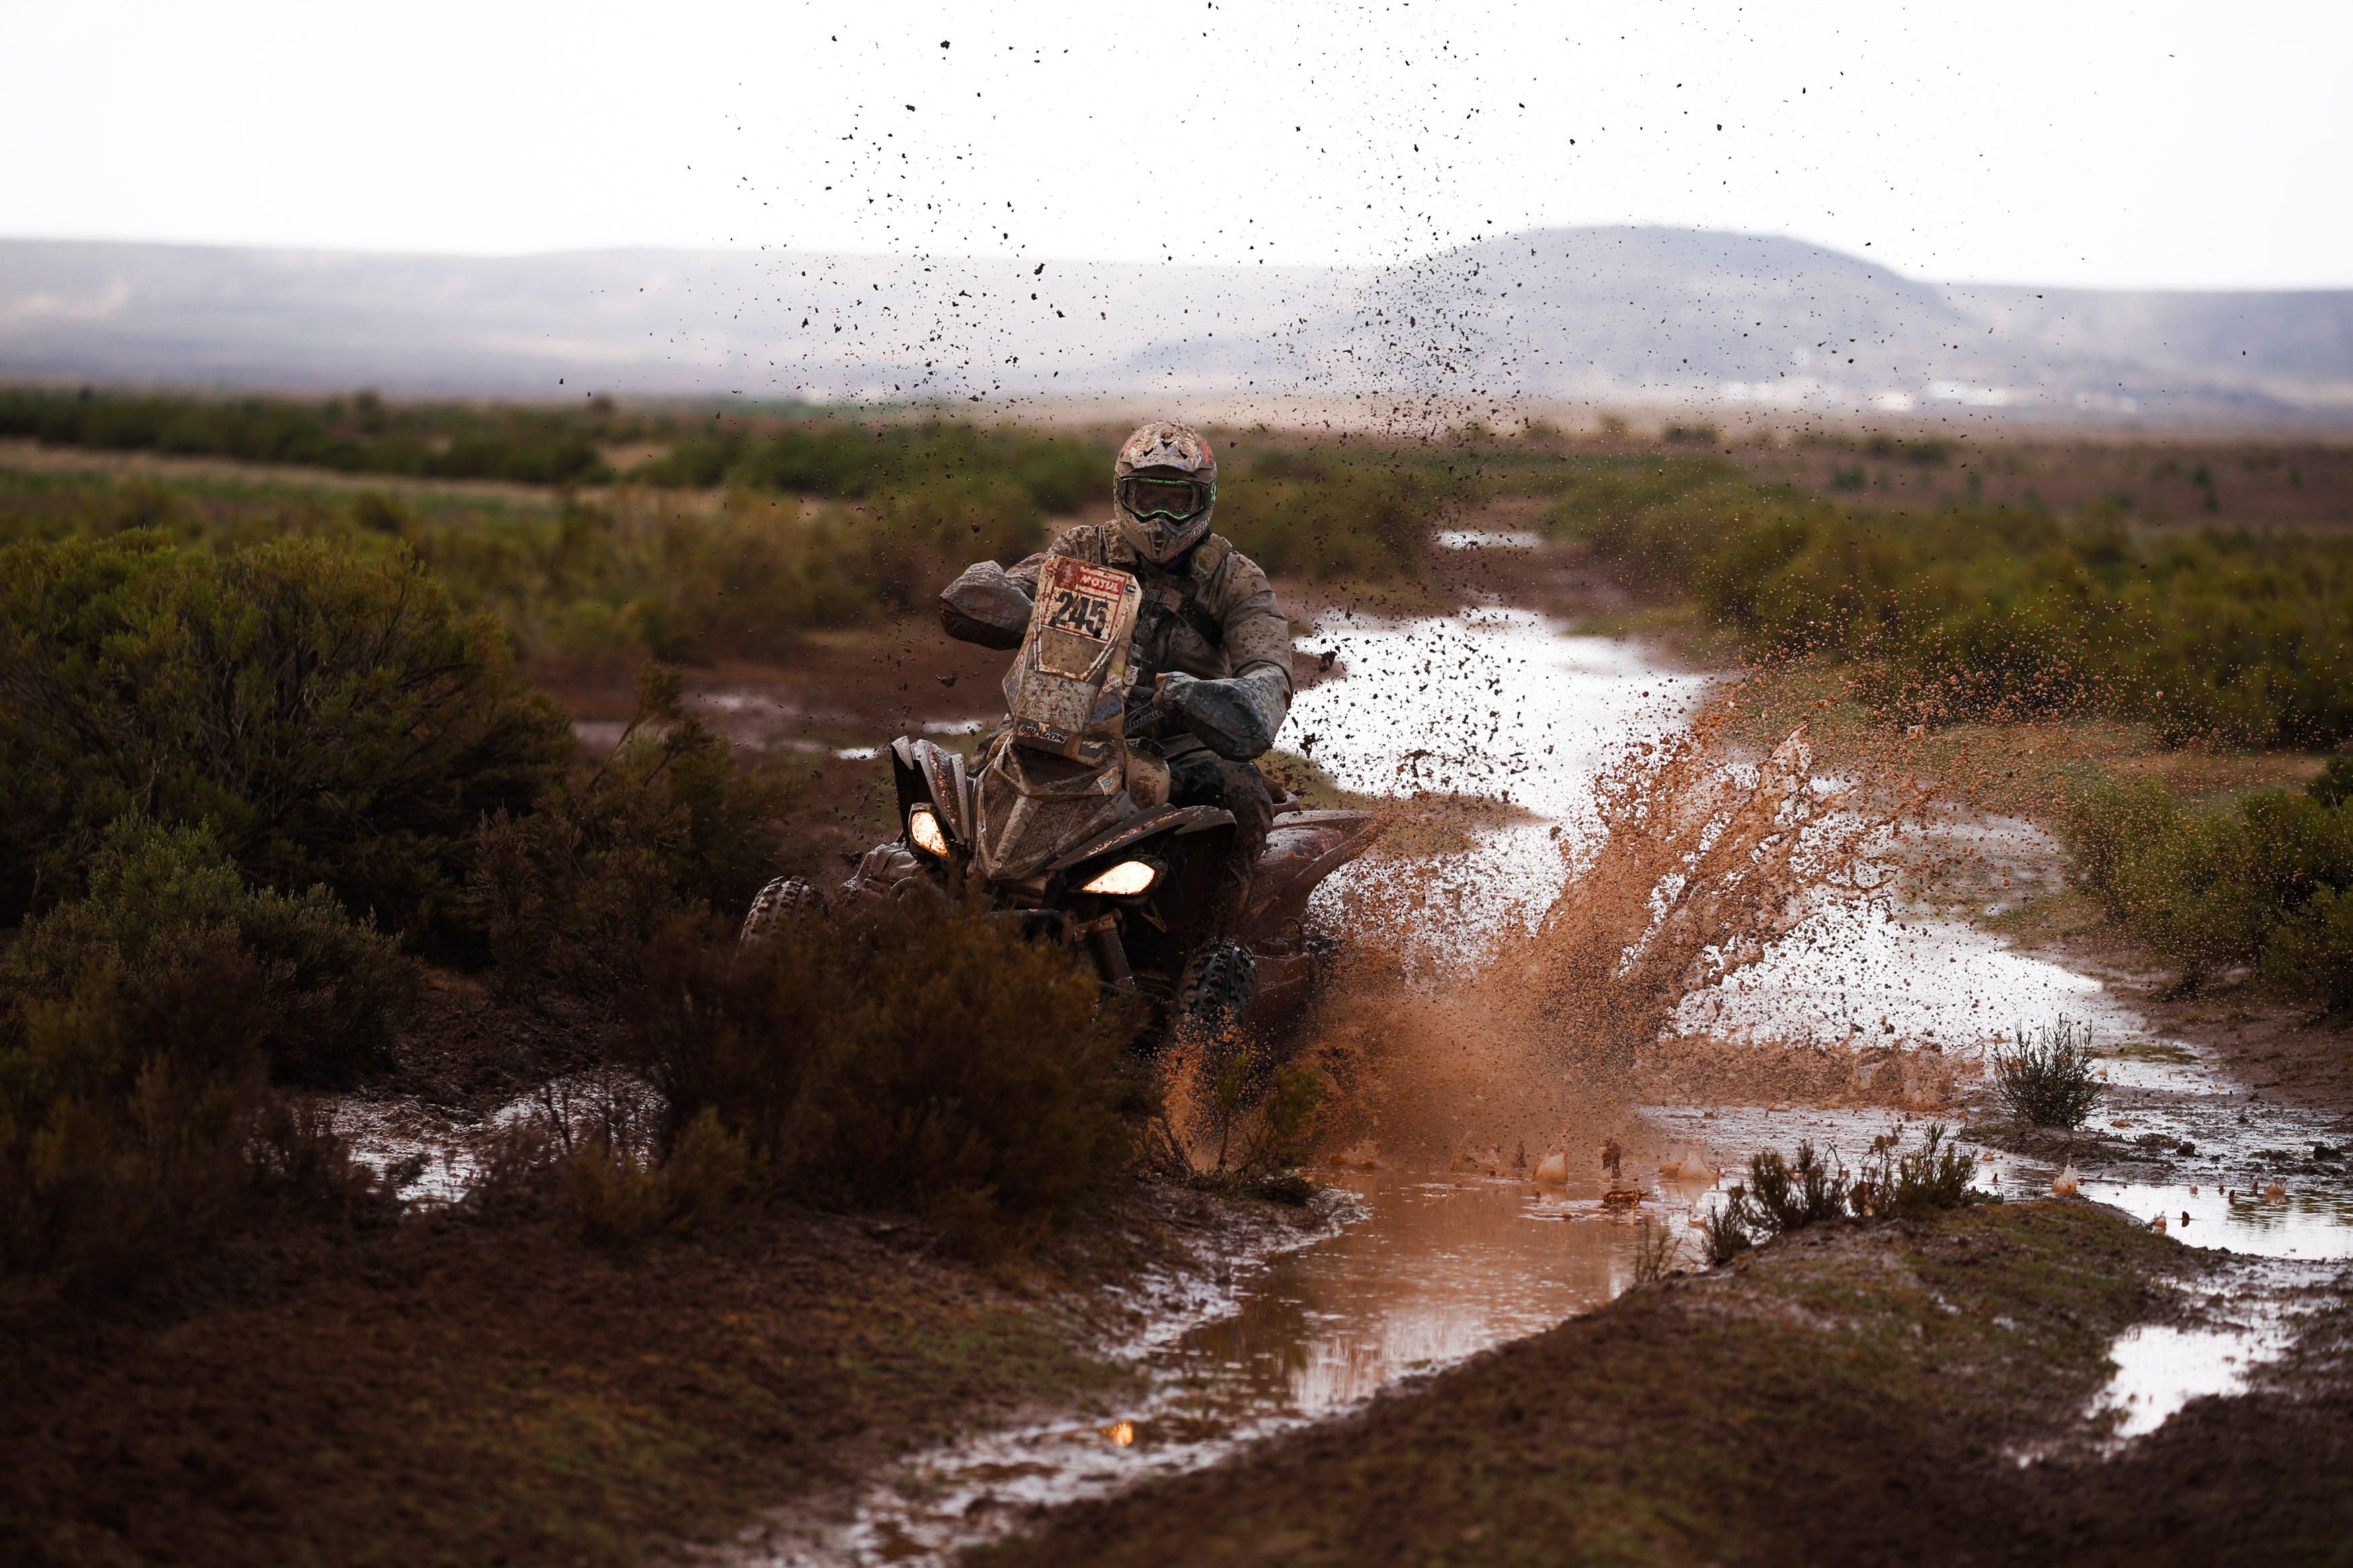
[1215,552,1295,745]
[938,560,1033,649]
[1155,550,1294,761]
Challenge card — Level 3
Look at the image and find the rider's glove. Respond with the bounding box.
[938,561,1033,650]
[1153,669,1283,761]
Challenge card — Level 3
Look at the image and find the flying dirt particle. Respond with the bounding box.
[1533,1151,1568,1184]
[2052,1166,2081,1198]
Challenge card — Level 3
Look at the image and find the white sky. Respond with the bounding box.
[4,0,2346,290]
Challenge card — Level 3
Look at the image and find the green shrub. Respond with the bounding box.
[1700,1194,1754,1266]
[2058,774,2185,900]
[1215,449,1455,582]
[0,386,614,485]
[2260,884,2353,1012]
[0,532,572,938]
[471,666,785,994]
[0,818,396,1288]
[627,893,1133,1253]
[629,417,1100,521]
[558,1107,750,1249]
[1848,1123,1981,1217]
[5,817,410,1084]
[2310,753,2353,809]
[1698,1143,1853,1266]
[1546,455,2353,746]
[2063,770,2353,999]
[1743,1141,1851,1234]
[1991,1018,2102,1129]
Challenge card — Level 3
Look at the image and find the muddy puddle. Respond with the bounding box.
[753,1164,1679,1565]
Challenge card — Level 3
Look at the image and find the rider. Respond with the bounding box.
[939,420,1293,927]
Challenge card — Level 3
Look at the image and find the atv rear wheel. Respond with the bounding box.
[740,874,824,947]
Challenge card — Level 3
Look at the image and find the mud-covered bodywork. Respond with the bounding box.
[748,558,1378,1046]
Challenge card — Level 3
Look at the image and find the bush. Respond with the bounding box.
[5,817,411,1084]
[2260,886,2353,1013]
[1743,1141,1852,1233]
[0,819,396,1288]
[2311,753,2353,809]
[1848,1123,1981,1218]
[2061,769,2353,1003]
[1216,448,1457,582]
[471,665,785,995]
[1992,1018,2102,1129]
[0,386,614,485]
[1703,1124,1981,1264]
[559,1108,750,1249]
[0,532,573,939]
[1700,1194,1754,1266]
[2058,774,2184,900]
[625,893,1134,1252]
[1546,454,2353,746]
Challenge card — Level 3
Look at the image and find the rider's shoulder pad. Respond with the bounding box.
[1053,522,1116,563]
[1189,532,1236,579]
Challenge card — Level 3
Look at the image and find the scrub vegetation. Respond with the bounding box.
[1990,1016,2104,1128]
[0,516,1143,1308]
[1704,1124,1983,1263]
[0,385,617,485]
[1543,448,2353,749]
[6,393,2349,1561]
[2060,760,2353,1008]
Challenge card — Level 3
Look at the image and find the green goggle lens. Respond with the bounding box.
[1119,476,1209,521]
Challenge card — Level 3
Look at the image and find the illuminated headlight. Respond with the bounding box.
[1078,860,1157,897]
[908,804,950,858]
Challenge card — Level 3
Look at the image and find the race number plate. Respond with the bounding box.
[1035,559,1131,677]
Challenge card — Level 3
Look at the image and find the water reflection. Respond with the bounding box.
[789,1167,1661,1566]
[1158,1168,1644,1423]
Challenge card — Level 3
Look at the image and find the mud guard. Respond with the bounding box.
[889,737,972,846]
[1240,809,1383,942]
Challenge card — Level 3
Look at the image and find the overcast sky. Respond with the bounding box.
[5,0,2345,290]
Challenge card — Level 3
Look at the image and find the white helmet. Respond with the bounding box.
[1112,421,1217,565]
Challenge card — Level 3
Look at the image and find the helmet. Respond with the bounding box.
[1112,421,1217,565]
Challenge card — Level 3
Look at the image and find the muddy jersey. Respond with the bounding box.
[941,522,1292,745]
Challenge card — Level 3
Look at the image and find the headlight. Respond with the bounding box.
[908,804,950,858]
[1078,859,1157,897]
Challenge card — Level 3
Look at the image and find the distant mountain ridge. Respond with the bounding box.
[2,229,2348,423]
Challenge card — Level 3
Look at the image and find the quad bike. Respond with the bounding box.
[741,555,1380,1052]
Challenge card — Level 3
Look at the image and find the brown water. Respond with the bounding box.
[754,1161,1706,1565]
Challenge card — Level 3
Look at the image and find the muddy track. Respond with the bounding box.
[965,1204,2353,1568]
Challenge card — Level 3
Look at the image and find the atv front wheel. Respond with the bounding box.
[740,874,824,947]
[1174,939,1257,1052]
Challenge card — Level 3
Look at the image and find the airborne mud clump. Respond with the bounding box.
[1306,696,1941,1165]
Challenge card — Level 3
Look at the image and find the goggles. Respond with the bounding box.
[1117,474,1211,522]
